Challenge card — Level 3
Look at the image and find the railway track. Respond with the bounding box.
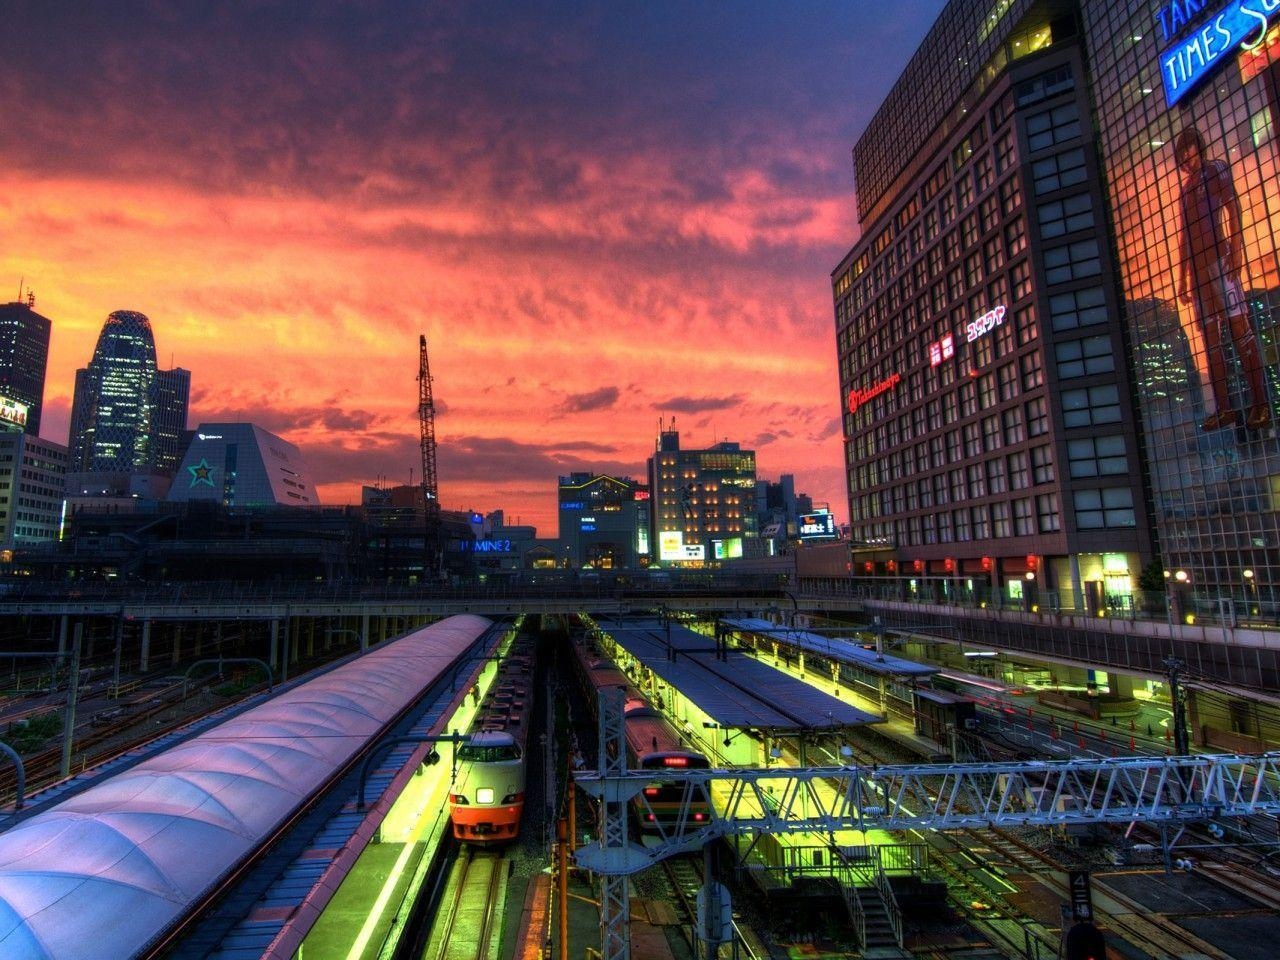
[423,847,508,960]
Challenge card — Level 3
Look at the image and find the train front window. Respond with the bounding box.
[459,744,522,762]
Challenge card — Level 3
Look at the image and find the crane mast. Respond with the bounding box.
[418,334,443,578]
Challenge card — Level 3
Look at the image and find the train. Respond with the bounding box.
[912,685,977,752]
[931,668,1031,714]
[448,624,538,844]
[569,628,712,832]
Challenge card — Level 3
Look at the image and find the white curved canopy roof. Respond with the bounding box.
[0,614,491,960]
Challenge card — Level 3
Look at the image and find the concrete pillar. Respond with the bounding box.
[306,619,315,658]
[58,616,68,657]
[269,620,279,674]
[193,623,202,658]
[1069,554,1085,612]
[292,619,301,664]
[1110,674,1136,699]
[172,626,182,666]
[140,621,151,673]
[361,612,370,652]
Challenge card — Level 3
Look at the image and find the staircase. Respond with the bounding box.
[851,885,910,958]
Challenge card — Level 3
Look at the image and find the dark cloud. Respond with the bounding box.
[656,394,743,414]
[556,386,619,415]
[811,416,842,442]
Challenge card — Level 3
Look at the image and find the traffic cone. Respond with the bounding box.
[1050,725,1058,740]
[1073,720,1079,733]
[1130,718,1136,732]
[1165,727,1171,741]
[1078,736,1086,749]
[1129,736,1136,750]
[1099,729,1106,742]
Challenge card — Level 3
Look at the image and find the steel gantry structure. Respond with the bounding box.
[575,752,1280,960]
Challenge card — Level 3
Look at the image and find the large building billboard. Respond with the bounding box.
[0,396,28,432]
[1085,0,1280,600]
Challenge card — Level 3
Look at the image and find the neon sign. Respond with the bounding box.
[966,305,1007,343]
[847,372,901,415]
[1158,0,1279,107]
[928,333,955,367]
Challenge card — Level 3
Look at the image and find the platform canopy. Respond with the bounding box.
[722,617,940,679]
[597,617,880,733]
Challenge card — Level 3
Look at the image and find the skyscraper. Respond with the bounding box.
[0,293,52,436]
[68,310,190,479]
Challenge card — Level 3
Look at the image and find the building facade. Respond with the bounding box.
[68,310,190,481]
[833,0,1154,611]
[0,295,51,436]
[1078,0,1280,614]
[557,472,649,569]
[647,429,756,566]
[0,433,67,548]
[167,423,318,508]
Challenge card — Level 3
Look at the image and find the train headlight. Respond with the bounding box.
[477,788,495,804]
[502,792,524,804]
[449,793,469,805]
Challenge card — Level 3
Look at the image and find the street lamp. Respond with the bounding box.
[1244,569,1258,617]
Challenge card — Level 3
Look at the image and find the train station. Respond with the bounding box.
[0,606,1278,960]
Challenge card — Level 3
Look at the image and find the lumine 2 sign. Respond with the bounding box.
[1157,0,1279,107]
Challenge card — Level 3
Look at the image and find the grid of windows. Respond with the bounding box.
[835,2,1149,591]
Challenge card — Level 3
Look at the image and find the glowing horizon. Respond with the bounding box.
[1,2,946,536]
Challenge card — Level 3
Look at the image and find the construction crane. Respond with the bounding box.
[418,334,443,579]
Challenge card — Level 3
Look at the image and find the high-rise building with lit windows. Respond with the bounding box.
[832,0,1154,611]
[68,310,190,483]
[0,295,51,436]
[647,428,756,567]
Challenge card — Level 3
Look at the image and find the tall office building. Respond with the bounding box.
[832,1,1154,611]
[0,294,52,436]
[68,310,190,481]
[647,428,756,566]
[0,433,67,548]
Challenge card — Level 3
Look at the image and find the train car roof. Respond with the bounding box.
[597,618,879,732]
[722,617,939,677]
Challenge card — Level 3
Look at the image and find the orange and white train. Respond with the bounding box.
[448,627,537,843]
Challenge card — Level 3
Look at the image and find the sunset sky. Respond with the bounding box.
[1,1,945,536]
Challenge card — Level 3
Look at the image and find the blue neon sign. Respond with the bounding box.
[1159,0,1278,107]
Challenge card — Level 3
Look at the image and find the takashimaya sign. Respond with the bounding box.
[846,372,901,415]
[1158,0,1279,107]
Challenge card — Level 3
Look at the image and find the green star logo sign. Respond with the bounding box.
[188,458,216,488]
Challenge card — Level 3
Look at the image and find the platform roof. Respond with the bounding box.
[723,617,939,678]
[597,618,879,732]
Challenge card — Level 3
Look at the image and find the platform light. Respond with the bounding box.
[1174,570,1189,582]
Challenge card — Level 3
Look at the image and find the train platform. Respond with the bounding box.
[596,616,880,732]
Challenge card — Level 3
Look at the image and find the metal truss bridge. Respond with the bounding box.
[575,747,1280,960]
